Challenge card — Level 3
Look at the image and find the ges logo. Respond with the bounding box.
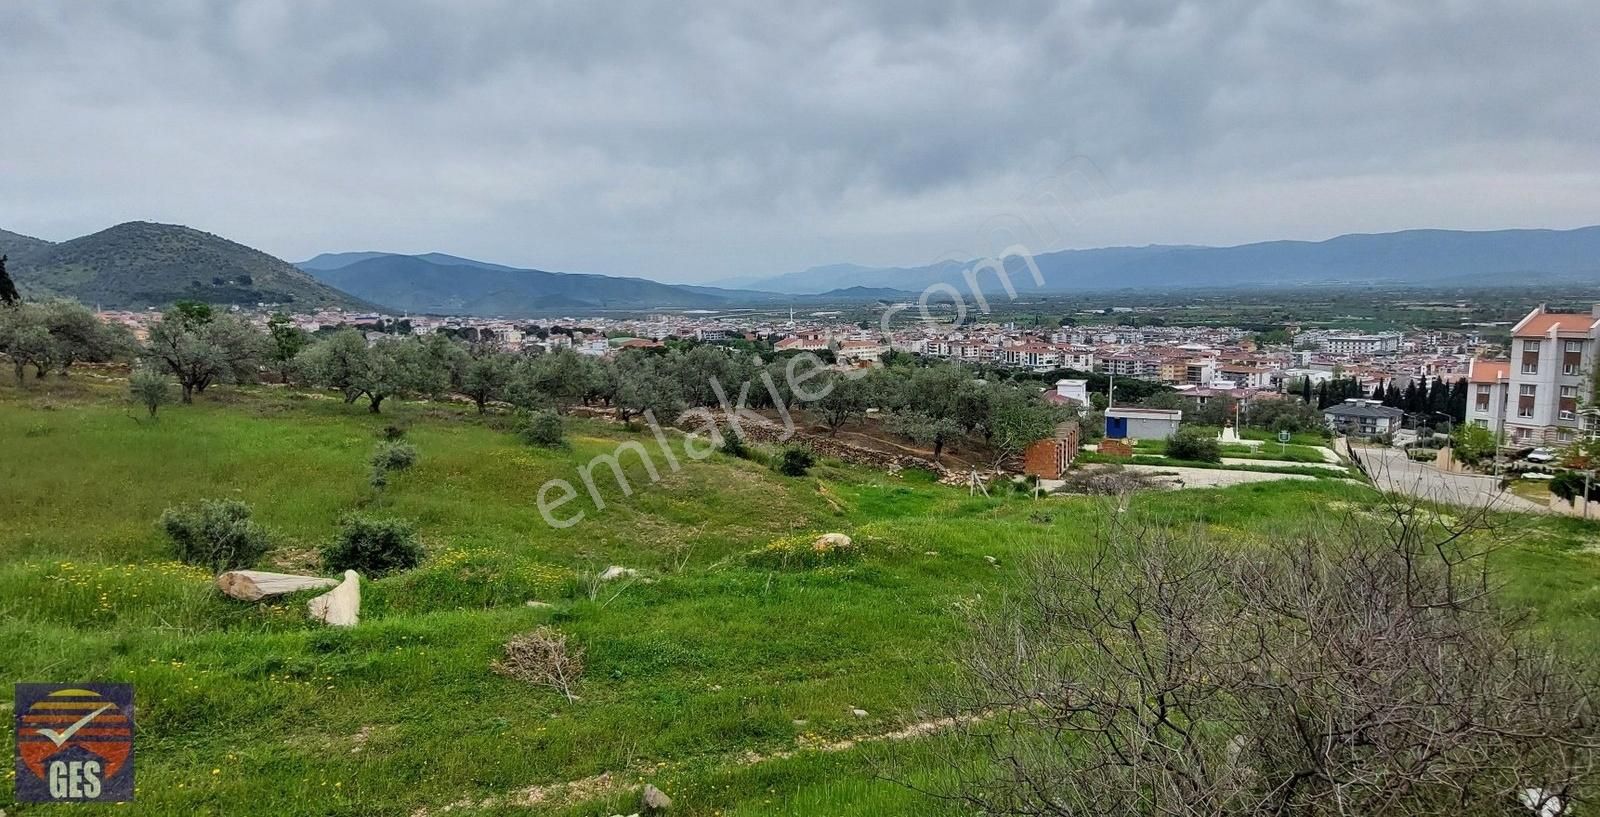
[13,684,135,802]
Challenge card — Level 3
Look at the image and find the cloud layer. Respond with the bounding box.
[2,0,1597,282]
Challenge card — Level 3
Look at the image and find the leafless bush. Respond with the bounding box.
[1060,464,1165,496]
[494,626,585,701]
[913,496,1600,817]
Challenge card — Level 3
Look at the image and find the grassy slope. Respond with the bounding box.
[2,378,1599,815]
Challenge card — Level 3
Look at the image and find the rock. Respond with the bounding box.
[307,570,361,627]
[983,555,998,566]
[525,600,554,608]
[598,566,638,582]
[851,708,868,718]
[216,570,338,601]
[812,533,852,550]
[923,550,938,556]
[641,783,672,813]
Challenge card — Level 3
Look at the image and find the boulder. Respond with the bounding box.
[308,570,361,627]
[598,566,638,582]
[812,533,852,550]
[641,783,672,813]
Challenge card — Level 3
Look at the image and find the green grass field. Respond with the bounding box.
[3,377,1600,815]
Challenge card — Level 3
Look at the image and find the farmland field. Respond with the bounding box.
[3,376,1600,816]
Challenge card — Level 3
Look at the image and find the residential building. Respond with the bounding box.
[1322,399,1404,438]
[1464,358,1510,432]
[1043,379,1089,407]
[1498,305,1600,446]
[1322,333,1401,356]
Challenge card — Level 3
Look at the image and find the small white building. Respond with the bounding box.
[1045,379,1089,406]
[1105,407,1183,440]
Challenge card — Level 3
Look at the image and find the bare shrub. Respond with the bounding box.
[494,626,585,701]
[913,497,1600,817]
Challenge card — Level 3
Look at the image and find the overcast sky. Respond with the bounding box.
[2,1,1597,284]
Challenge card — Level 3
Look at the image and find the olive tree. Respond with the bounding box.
[265,313,308,384]
[145,309,265,402]
[0,304,55,383]
[814,372,869,435]
[129,366,172,418]
[614,352,684,428]
[459,346,518,414]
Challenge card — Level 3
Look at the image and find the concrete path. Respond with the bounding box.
[1219,457,1347,472]
[1344,441,1547,514]
[1117,463,1332,489]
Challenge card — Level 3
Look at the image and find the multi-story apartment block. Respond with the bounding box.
[1322,333,1402,356]
[1466,305,1600,446]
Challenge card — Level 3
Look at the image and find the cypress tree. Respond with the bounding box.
[0,255,19,306]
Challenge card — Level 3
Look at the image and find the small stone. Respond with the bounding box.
[923,550,938,556]
[983,555,998,565]
[709,684,723,691]
[525,600,554,608]
[811,533,852,551]
[599,566,638,582]
[851,708,868,718]
[642,783,672,813]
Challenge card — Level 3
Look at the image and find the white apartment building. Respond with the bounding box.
[1322,333,1402,356]
[1467,305,1600,446]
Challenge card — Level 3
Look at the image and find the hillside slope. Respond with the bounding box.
[10,222,368,309]
[304,253,731,315]
[0,228,55,265]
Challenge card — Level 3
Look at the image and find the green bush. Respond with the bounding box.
[1165,428,1222,463]
[379,423,408,441]
[1551,471,1599,503]
[776,445,816,477]
[719,427,750,459]
[160,499,272,571]
[322,515,422,577]
[370,441,419,489]
[516,411,566,449]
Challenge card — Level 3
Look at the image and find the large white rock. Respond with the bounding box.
[308,570,361,627]
[216,570,338,602]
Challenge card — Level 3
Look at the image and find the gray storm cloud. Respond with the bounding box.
[1,0,1597,282]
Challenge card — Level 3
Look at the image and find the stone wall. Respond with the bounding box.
[677,414,948,475]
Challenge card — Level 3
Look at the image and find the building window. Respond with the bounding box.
[1520,385,1537,396]
[1566,341,1583,352]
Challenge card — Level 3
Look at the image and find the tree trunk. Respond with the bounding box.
[475,397,487,414]
[181,383,194,404]
[12,361,22,384]
[933,437,945,463]
[216,570,339,602]
[369,394,384,413]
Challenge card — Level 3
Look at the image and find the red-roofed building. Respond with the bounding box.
[1480,305,1600,445]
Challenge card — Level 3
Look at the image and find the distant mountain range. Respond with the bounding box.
[5,221,1598,316]
[0,222,364,310]
[732,226,1600,294]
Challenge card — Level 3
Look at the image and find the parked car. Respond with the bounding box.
[1526,447,1558,464]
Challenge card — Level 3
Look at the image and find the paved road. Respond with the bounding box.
[1344,442,1547,514]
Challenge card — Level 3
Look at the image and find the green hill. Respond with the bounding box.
[0,227,55,265]
[8,221,369,310]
